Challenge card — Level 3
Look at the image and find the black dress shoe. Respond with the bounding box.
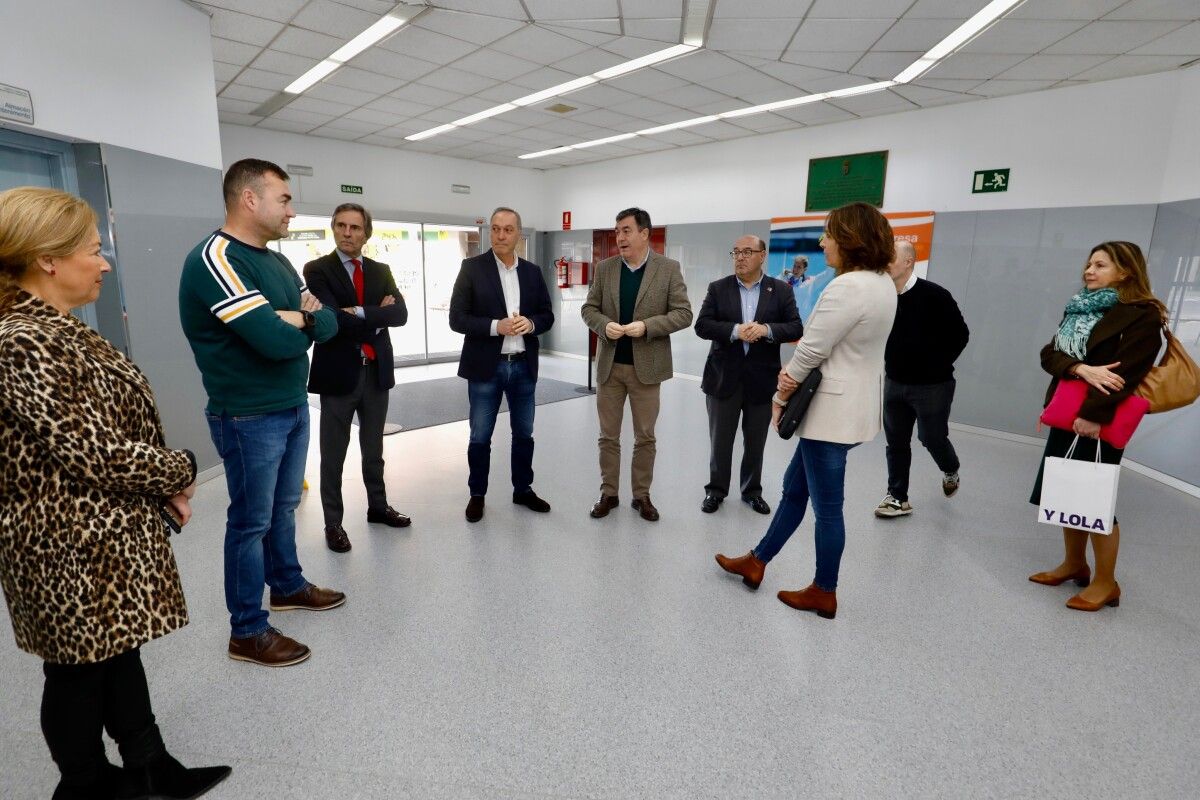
[589,495,619,518]
[116,752,231,800]
[631,495,660,521]
[701,493,722,513]
[744,496,771,515]
[367,505,411,527]
[465,495,485,523]
[324,523,351,553]
[513,490,551,512]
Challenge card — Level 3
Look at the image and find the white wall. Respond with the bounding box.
[537,67,1198,230]
[0,0,221,169]
[220,124,548,225]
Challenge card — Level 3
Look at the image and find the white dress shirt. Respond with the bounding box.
[488,251,526,354]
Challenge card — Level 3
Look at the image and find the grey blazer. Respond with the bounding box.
[581,252,693,385]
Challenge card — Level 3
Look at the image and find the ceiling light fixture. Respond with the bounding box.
[406,123,457,141]
[636,115,720,135]
[519,146,574,160]
[282,3,425,95]
[894,0,1027,84]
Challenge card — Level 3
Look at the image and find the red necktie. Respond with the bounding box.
[351,259,376,361]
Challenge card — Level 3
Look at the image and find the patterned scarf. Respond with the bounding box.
[1054,288,1119,359]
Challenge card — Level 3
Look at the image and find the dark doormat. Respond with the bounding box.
[313,376,587,432]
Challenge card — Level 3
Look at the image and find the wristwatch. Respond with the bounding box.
[301,310,315,330]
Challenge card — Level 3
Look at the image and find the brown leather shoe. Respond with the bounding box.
[1066,583,1120,611]
[589,494,619,518]
[631,495,659,521]
[269,583,346,611]
[367,505,411,527]
[1028,565,1091,587]
[228,627,311,667]
[465,495,485,523]
[778,583,837,619]
[714,551,765,590]
[324,523,351,553]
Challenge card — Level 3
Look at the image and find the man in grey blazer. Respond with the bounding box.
[581,208,693,521]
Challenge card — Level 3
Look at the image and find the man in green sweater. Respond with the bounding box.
[180,159,344,668]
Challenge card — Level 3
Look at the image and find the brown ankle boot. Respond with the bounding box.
[777,583,837,619]
[714,551,765,590]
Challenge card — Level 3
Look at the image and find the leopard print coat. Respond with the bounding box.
[0,292,196,664]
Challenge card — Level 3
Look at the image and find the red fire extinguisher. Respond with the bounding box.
[556,257,570,288]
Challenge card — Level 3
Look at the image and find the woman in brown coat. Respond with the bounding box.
[0,188,230,799]
[1028,241,1165,612]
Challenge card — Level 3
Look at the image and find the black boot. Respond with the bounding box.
[51,762,122,800]
[116,753,231,800]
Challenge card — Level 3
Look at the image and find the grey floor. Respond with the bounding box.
[3,356,1199,799]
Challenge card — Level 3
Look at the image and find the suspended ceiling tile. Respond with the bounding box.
[997,54,1111,79]
[211,36,262,65]
[322,66,405,93]
[469,117,524,134]
[787,19,893,54]
[444,95,498,115]
[207,8,285,46]
[911,77,985,92]
[695,120,756,139]
[216,96,259,114]
[707,19,801,52]
[287,95,357,116]
[1043,20,1188,54]
[330,0,394,14]
[958,20,1087,54]
[220,84,276,103]
[850,51,925,80]
[1068,54,1190,81]
[508,66,579,91]
[646,127,715,146]
[344,107,405,126]
[272,25,343,59]
[348,48,439,81]
[413,107,462,124]
[256,117,319,134]
[305,81,379,107]
[195,0,306,24]
[825,90,917,115]
[378,26,480,64]
[655,50,747,81]
[800,72,874,92]
[1126,21,1200,55]
[781,52,862,71]
[543,23,622,43]
[623,0,682,19]
[703,70,799,101]
[601,35,678,58]
[722,113,797,133]
[309,126,367,141]
[713,0,813,17]
[250,49,319,75]
[623,19,683,43]
[431,0,530,21]
[492,25,595,63]
[1104,0,1200,21]
[1009,0,1126,20]
[770,101,857,125]
[419,66,501,94]
[604,68,691,96]
[523,0,619,19]
[873,18,964,51]
[453,50,541,82]
[233,67,294,91]
[400,139,450,153]
[692,96,765,115]
[754,60,846,87]
[808,0,913,17]
[657,83,737,108]
[217,111,262,126]
[213,61,242,82]
[378,120,429,136]
[270,106,335,125]
[364,95,434,117]
[357,133,410,147]
[413,9,527,46]
[552,48,627,76]
[566,83,642,108]
[969,79,1060,96]
[889,83,972,106]
[721,47,792,60]
[569,109,647,131]
[921,52,1027,79]
[903,0,995,18]
[291,0,379,39]
[318,117,385,134]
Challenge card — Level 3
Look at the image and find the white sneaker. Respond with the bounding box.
[875,494,913,518]
[943,472,960,497]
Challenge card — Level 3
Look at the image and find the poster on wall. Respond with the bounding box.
[769,211,935,323]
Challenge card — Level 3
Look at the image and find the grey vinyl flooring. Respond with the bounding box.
[2,356,1199,799]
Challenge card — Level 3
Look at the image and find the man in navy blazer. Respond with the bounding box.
[694,235,803,515]
[448,207,554,523]
[305,203,410,553]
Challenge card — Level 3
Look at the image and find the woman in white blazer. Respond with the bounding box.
[716,203,898,619]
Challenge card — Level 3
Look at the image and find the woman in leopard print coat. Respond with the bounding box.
[0,188,229,799]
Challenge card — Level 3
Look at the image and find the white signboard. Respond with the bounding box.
[0,83,34,125]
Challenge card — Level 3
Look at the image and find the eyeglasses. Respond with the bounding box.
[730,248,765,258]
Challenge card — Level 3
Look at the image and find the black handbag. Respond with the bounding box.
[776,368,822,440]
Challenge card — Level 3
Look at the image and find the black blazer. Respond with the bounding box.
[1040,301,1163,424]
[449,250,554,382]
[304,251,407,395]
[694,274,804,402]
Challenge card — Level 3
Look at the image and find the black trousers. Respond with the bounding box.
[319,361,390,525]
[883,378,960,502]
[705,384,772,500]
[41,647,164,786]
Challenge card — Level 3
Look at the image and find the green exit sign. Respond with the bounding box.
[972,169,1009,193]
[340,184,363,194]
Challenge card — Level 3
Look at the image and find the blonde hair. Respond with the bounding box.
[1085,241,1167,323]
[0,187,98,305]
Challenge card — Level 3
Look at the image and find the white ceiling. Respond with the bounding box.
[201,0,1200,168]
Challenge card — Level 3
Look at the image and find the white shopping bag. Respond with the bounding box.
[1037,435,1120,535]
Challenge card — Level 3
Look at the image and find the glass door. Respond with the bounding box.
[422,224,480,360]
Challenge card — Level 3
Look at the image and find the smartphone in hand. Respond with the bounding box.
[159,504,182,535]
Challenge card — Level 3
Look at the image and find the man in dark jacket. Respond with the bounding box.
[695,235,803,515]
[304,203,410,552]
[449,207,554,523]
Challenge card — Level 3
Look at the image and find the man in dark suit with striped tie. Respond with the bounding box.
[304,203,410,552]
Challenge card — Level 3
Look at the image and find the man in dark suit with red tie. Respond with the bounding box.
[304,203,410,552]
[694,235,803,515]
[449,207,554,523]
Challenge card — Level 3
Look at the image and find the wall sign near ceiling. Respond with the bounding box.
[562,211,572,230]
[972,168,1010,193]
[340,184,363,194]
[805,150,888,212]
[0,82,34,125]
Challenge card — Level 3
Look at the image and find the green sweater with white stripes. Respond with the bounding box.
[179,230,336,416]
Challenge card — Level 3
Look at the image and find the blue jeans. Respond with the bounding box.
[206,406,309,638]
[467,358,536,497]
[753,437,857,591]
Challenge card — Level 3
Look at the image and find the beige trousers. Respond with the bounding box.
[596,362,661,498]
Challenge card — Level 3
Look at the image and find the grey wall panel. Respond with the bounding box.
[925,211,975,301]
[539,229,593,360]
[101,145,224,469]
